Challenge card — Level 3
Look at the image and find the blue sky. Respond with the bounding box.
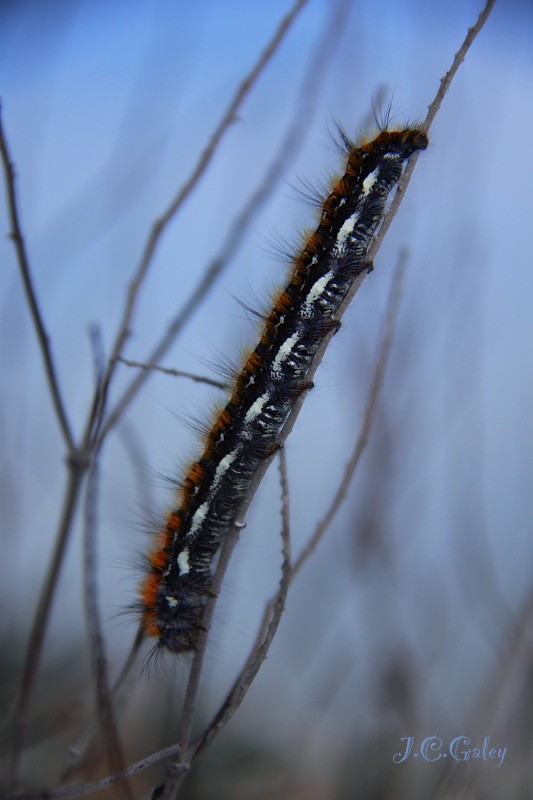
[1,0,532,766]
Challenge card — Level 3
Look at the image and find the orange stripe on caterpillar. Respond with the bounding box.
[139,125,428,656]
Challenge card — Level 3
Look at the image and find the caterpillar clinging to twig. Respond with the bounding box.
[139,125,428,656]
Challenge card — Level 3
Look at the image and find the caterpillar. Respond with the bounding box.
[139,126,428,655]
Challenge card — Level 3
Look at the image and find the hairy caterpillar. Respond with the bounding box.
[140,126,428,655]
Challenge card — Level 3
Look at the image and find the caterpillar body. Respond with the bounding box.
[140,127,428,655]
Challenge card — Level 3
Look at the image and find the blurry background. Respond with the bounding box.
[1,0,532,797]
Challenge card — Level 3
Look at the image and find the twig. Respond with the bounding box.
[0,104,74,450]
[189,251,406,768]
[424,0,497,130]
[82,460,133,800]
[60,626,145,784]
[116,357,228,390]
[7,0,312,787]
[97,0,345,444]
[153,449,292,798]
[191,449,292,763]
[158,526,242,800]
[7,745,182,800]
[11,465,86,787]
[98,0,312,426]
[163,1,498,785]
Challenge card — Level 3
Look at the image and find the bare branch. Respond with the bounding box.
[7,1,498,795]
[59,626,145,784]
[155,521,240,799]
[203,0,498,568]
[82,461,133,800]
[116,357,228,390]
[366,0,496,261]
[97,0,345,443]
[432,589,533,799]
[99,0,312,415]
[0,104,75,450]
[7,745,182,800]
[11,465,86,788]
[191,449,292,764]
[157,4,499,784]
[424,0,497,130]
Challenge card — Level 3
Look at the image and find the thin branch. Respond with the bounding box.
[7,745,182,800]
[59,626,145,784]
[161,3,498,784]
[157,523,242,800]
[366,0,497,262]
[97,0,344,443]
[11,465,86,788]
[8,1,312,787]
[116,357,228,390]
[196,0,498,571]
[99,0,311,414]
[8,0,497,795]
[0,104,75,450]
[424,0,497,130]
[82,461,133,800]
[147,449,293,798]
[292,252,407,578]
[191,449,292,764]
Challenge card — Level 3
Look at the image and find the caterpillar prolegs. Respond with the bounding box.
[140,127,428,655]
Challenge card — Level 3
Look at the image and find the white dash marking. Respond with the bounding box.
[244,393,269,424]
[334,210,360,253]
[362,168,378,196]
[212,451,237,488]
[301,272,333,318]
[177,548,190,575]
[166,595,179,608]
[272,333,299,376]
[187,502,208,538]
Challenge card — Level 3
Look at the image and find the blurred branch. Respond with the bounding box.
[424,0,496,130]
[7,0,312,786]
[82,460,132,800]
[6,0,499,796]
[97,0,347,443]
[7,745,182,800]
[0,104,75,450]
[98,0,312,435]
[116,357,228,390]
[60,625,145,784]
[433,588,533,799]
[372,0,496,256]
[11,465,86,787]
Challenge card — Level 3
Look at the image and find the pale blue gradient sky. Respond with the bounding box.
[1,0,532,755]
